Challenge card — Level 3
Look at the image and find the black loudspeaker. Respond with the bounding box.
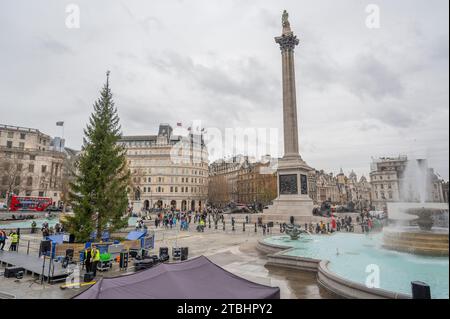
[39,240,52,255]
[65,248,74,259]
[411,281,431,299]
[119,251,129,268]
[4,267,25,278]
[134,259,154,271]
[84,272,95,282]
[159,247,169,257]
[172,247,181,260]
[159,254,169,262]
[129,249,139,258]
[69,234,75,243]
[180,247,189,261]
[150,255,159,263]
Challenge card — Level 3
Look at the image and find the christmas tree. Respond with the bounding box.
[64,71,130,242]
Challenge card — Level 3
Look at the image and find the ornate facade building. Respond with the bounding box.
[369,156,447,210]
[0,124,66,204]
[308,169,372,210]
[208,155,250,208]
[237,160,277,208]
[119,124,208,212]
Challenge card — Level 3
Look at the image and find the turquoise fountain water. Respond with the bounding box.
[264,232,449,299]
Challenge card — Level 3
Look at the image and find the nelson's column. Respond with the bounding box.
[262,10,314,223]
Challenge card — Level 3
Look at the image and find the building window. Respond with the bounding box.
[17,153,24,160]
[30,155,36,160]
[41,165,47,173]
[6,141,12,148]
[25,190,32,196]
[39,191,44,197]
[7,132,13,138]
[20,133,26,140]
[27,177,33,186]
[19,142,25,149]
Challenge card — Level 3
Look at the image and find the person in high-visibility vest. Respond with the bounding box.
[91,246,100,277]
[9,231,19,252]
[84,247,92,273]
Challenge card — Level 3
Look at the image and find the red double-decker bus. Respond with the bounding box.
[8,195,53,212]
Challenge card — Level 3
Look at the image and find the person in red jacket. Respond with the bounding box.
[331,215,337,232]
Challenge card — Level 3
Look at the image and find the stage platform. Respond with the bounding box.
[0,251,69,283]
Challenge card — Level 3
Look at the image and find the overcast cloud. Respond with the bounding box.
[0,0,448,179]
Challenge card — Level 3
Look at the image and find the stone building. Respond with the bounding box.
[369,156,446,210]
[208,155,250,208]
[0,124,66,204]
[308,170,340,204]
[237,160,277,208]
[119,124,208,212]
[307,169,372,210]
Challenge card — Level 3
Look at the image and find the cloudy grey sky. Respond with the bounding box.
[1,0,448,179]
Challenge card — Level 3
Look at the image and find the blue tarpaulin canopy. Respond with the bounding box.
[46,234,68,244]
[126,230,147,240]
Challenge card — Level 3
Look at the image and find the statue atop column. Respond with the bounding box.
[282,10,292,34]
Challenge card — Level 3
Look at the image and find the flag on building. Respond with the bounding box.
[177,122,182,127]
[56,121,64,126]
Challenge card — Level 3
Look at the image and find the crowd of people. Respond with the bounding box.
[0,229,20,251]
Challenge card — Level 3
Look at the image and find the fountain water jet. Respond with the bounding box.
[383,158,449,256]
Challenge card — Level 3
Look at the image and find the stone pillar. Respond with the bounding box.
[260,11,314,223]
[275,25,300,159]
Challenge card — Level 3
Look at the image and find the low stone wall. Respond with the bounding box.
[317,260,410,299]
[255,239,288,255]
[257,238,411,299]
[267,250,320,272]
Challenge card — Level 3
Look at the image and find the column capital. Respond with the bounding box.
[275,33,299,52]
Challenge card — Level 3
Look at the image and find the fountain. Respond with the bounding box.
[383,158,449,256]
[258,157,448,298]
[280,216,309,240]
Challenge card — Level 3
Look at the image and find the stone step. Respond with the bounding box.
[384,233,449,242]
[382,244,449,256]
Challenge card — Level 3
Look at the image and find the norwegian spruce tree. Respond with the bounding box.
[64,72,130,242]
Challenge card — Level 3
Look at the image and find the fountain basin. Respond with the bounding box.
[383,227,449,257]
[260,233,449,299]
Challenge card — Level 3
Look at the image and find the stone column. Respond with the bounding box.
[275,25,300,159]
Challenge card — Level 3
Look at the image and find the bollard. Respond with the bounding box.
[223,222,225,231]
[243,223,246,232]
[255,223,257,233]
[27,240,30,255]
[215,222,218,230]
[411,281,431,299]
[209,220,211,229]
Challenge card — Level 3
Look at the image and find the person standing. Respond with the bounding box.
[0,230,6,250]
[8,231,19,252]
[331,215,337,232]
[91,246,100,277]
[84,247,92,273]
